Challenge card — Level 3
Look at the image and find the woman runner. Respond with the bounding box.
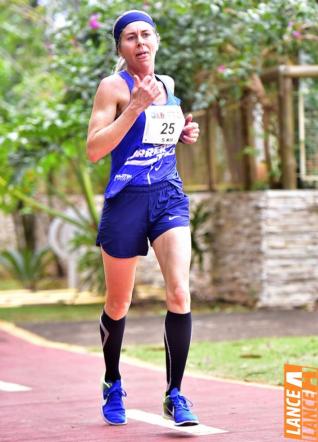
[86,9,200,426]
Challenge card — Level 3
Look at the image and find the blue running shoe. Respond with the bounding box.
[163,388,199,426]
[101,379,127,425]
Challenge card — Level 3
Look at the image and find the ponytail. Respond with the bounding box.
[113,56,127,73]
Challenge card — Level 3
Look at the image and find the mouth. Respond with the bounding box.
[136,51,149,59]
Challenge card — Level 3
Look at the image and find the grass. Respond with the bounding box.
[1,303,317,386]
[0,279,24,290]
[117,336,318,386]
[0,277,68,291]
[0,301,251,323]
[0,304,105,323]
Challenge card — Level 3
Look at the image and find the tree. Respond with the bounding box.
[1,0,317,290]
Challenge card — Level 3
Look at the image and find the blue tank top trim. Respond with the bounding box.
[119,70,134,91]
[104,70,183,199]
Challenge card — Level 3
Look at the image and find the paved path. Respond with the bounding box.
[18,309,318,347]
[0,322,289,442]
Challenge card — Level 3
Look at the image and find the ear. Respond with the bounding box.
[116,40,122,57]
[156,32,161,50]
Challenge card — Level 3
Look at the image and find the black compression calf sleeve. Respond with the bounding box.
[100,309,126,383]
[164,310,192,395]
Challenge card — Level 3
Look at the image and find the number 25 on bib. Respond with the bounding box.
[142,105,185,145]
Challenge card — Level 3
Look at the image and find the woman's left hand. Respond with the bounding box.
[179,114,200,144]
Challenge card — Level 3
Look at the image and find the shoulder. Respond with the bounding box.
[97,73,126,94]
[156,74,175,94]
[93,73,128,105]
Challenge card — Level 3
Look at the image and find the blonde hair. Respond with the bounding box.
[113,56,127,73]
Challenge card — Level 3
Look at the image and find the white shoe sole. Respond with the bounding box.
[101,408,127,425]
[163,412,199,426]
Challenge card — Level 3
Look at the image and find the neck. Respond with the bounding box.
[126,66,155,80]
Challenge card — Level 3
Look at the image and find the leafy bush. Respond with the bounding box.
[0,247,54,291]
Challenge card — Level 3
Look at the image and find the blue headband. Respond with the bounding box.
[113,11,156,46]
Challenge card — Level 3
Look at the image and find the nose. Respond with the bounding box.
[136,34,145,45]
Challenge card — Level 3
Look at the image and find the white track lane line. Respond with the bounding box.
[0,381,32,392]
[126,409,228,436]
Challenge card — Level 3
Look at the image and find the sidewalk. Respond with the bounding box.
[17,308,318,346]
[0,322,285,442]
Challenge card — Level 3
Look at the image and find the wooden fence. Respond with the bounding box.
[177,64,318,192]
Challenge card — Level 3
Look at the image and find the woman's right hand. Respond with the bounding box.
[130,74,161,113]
[86,74,161,163]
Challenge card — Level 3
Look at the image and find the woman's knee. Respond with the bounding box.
[105,293,132,319]
[166,284,191,312]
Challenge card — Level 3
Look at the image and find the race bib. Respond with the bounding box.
[142,105,185,145]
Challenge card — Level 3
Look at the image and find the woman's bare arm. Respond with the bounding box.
[86,74,160,163]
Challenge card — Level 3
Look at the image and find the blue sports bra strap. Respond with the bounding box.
[118,70,178,104]
[118,70,134,92]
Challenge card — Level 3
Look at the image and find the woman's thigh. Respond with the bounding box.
[101,247,139,300]
[152,226,191,293]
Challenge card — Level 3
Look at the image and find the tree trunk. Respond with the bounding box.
[46,170,65,278]
[278,72,297,189]
[12,200,36,251]
[240,90,257,190]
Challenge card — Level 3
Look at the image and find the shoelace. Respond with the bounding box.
[171,394,193,410]
[105,386,127,400]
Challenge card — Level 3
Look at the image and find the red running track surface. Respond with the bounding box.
[0,324,288,442]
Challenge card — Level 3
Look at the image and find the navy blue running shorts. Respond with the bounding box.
[96,181,190,258]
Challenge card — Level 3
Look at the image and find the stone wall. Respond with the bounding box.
[259,190,318,308]
[210,192,263,305]
[209,190,318,308]
[0,211,17,250]
[1,190,318,308]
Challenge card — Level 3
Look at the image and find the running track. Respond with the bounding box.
[0,321,291,441]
